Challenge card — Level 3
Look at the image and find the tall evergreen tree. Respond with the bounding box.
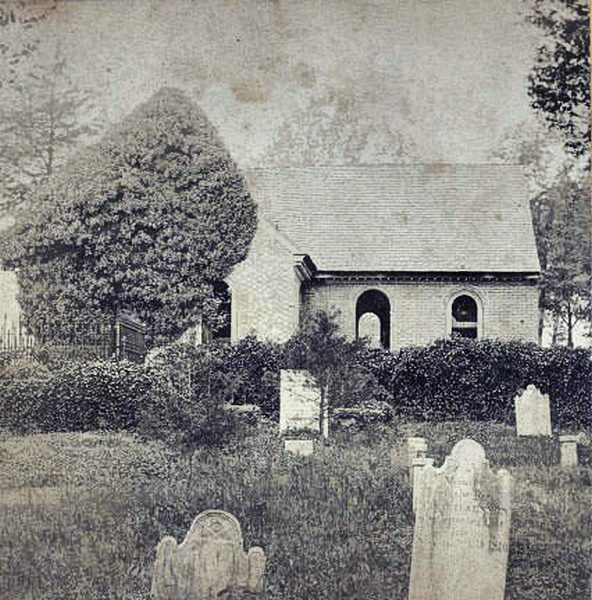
[4,87,257,345]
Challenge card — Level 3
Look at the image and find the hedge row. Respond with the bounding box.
[214,337,591,430]
[0,337,590,434]
[0,361,150,433]
[356,339,592,429]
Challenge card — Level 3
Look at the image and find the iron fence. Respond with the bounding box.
[0,312,146,365]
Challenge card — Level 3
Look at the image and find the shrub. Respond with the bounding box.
[0,359,149,433]
[365,338,591,429]
[219,336,283,417]
[138,343,237,452]
[0,357,50,380]
[284,311,391,435]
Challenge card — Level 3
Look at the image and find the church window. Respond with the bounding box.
[356,289,391,349]
[451,294,478,339]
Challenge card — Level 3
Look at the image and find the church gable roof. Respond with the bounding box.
[244,165,541,273]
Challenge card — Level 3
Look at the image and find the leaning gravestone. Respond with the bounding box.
[514,384,552,436]
[408,439,512,600]
[279,369,327,437]
[151,510,266,599]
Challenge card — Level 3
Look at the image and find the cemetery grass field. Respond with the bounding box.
[0,421,591,600]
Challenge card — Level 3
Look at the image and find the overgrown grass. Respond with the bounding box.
[0,422,590,599]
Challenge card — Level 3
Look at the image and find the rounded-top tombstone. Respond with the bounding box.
[152,509,266,599]
[409,439,512,600]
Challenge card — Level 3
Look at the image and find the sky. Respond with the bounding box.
[33,0,545,168]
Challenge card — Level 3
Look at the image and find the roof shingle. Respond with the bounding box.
[244,165,541,273]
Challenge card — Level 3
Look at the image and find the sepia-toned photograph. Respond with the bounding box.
[0,1,590,598]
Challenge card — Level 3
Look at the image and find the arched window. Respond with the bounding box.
[451,294,478,339]
[356,289,391,349]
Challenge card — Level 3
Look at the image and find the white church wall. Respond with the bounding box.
[304,280,539,350]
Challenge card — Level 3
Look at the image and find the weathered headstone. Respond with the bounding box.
[279,370,327,437]
[151,510,266,599]
[514,384,552,436]
[284,438,314,456]
[406,437,428,467]
[411,456,433,514]
[559,435,579,467]
[409,439,512,600]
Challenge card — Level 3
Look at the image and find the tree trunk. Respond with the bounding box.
[551,314,561,346]
[566,302,574,348]
[319,384,329,439]
[537,288,546,345]
[538,305,545,345]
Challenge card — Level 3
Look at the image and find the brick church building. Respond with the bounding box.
[227,164,541,350]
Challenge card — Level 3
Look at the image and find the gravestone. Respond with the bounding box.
[406,437,428,468]
[559,435,579,467]
[279,370,327,437]
[284,438,314,456]
[408,439,512,600]
[514,384,552,436]
[151,510,266,600]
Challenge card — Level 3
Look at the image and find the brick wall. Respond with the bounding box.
[228,221,301,343]
[304,280,539,349]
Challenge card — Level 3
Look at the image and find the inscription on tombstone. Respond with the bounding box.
[408,439,512,600]
[514,384,552,436]
[151,509,266,600]
[279,370,327,437]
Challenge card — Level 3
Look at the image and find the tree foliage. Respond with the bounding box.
[526,0,590,157]
[264,90,416,165]
[285,310,385,437]
[535,172,591,346]
[0,1,55,90]
[492,121,590,345]
[3,87,257,345]
[0,49,100,213]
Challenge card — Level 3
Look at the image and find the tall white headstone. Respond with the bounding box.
[279,370,327,437]
[515,384,552,436]
[408,439,512,600]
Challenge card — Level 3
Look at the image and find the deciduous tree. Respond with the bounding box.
[0,49,99,212]
[492,121,590,344]
[526,0,590,157]
[0,1,55,90]
[537,172,591,347]
[263,90,416,166]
